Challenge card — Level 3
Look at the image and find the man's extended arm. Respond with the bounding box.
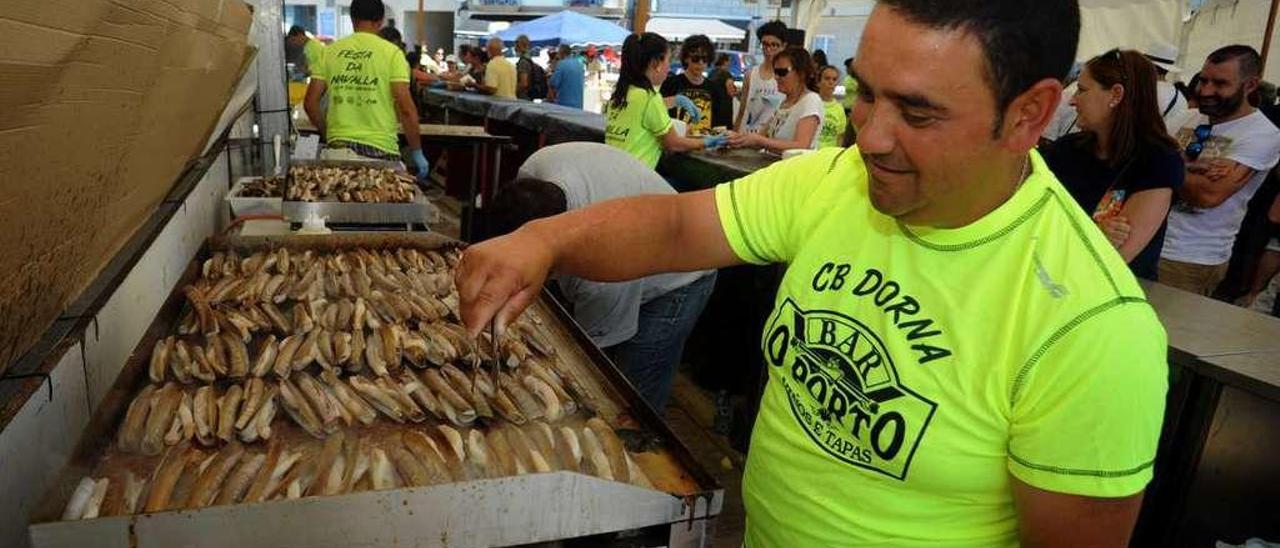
[392,83,422,151]
[456,190,741,336]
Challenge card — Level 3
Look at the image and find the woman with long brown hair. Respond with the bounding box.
[1041,49,1185,280]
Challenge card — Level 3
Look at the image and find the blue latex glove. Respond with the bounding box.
[702,134,729,150]
[409,148,430,183]
[673,94,702,123]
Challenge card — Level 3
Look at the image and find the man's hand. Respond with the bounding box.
[1098,216,1131,250]
[729,131,762,149]
[408,148,430,184]
[702,134,729,150]
[1203,158,1233,180]
[455,228,557,337]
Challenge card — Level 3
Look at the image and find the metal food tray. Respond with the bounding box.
[282,159,436,226]
[29,233,722,548]
[226,176,283,218]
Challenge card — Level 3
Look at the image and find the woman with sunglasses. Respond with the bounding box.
[734,20,789,132]
[729,47,824,153]
[660,35,733,134]
[1041,49,1184,280]
[604,32,729,169]
[816,65,848,148]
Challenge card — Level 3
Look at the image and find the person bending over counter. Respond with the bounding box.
[485,142,717,411]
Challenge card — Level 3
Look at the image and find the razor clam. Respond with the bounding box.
[118,384,157,452]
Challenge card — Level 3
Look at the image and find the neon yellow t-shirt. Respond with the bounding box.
[714,148,1167,546]
[604,86,673,169]
[818,99,847,148]
[485,56,518,99]
[311,32,409,154]
[303,38,325,74]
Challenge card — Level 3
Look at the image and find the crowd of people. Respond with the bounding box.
[1040,43,1280,311]
[291,0,1280,437]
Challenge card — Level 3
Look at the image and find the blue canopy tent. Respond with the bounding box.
[494,11,630,47]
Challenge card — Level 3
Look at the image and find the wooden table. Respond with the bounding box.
[1135,280,1280,545]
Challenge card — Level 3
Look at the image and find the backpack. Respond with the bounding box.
[523,57,549,100]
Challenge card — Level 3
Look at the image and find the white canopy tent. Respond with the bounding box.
[1078,0,1185,61]
[1180,0,1280,79]
[647,16,745,42]
[789,0,1280,80]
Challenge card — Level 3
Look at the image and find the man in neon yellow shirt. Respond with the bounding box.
[286,26,325,76]
[303,0,429,177]
[454,1,1166,545]
[841,57,859,111]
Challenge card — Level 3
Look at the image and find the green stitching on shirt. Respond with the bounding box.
[1009,452,1155,478]
[1009,296,1148,405]
[1048,191,1122,297]
[898,190,1052,251]
[728,181,768,263]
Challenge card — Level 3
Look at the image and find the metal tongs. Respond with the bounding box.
[471,317,501,404]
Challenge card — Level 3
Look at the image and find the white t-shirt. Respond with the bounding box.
[762,91,824,149]
[1163,110,1280,265]
[743,64,784,131]
[1156,80,1190,135]
[516,142,713,347]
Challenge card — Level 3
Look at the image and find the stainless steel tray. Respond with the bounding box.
[283,160,435,226]
[29,233,722,548]
[282,190,437,226]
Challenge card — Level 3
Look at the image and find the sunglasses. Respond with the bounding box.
[774,67,792,78]
[1104,49,1129,84]
[1185,124,1212,161]
[761,40,784,50]
[686,55,707,64]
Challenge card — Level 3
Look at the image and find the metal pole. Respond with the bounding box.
[1263,0,1280,77]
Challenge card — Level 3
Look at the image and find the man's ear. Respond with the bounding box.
[1245,76,1261,96]
[999,78,1063,152]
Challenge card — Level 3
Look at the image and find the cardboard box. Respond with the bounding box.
[0,0,253,374]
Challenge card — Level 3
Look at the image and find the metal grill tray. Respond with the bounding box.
[29,233,722,548]
[282,160,435,226]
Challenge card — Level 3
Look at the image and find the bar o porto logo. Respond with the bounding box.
[764,299,937,480]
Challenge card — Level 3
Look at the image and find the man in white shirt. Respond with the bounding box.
[485,142,717,411]
[1161,45,1280,295]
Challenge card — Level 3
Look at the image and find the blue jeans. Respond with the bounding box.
[604,272,717,412]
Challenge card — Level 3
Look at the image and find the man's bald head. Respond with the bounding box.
[487,37,504,58]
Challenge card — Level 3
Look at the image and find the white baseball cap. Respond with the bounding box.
[1143,42,1181,74]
